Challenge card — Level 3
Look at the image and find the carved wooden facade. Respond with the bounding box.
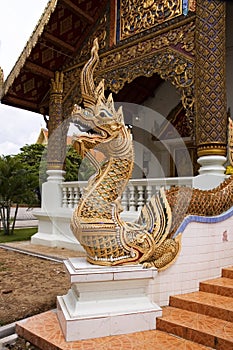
[0,0,227,175]
[63,1,196,120]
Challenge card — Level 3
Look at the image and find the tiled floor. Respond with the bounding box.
[16,310,210,350]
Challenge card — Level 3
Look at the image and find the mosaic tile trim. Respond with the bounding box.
[173,206,233,238]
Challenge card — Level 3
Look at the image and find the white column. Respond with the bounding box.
[193,155,227,190]
[42,170,66,211]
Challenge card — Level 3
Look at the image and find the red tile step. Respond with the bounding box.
[199,277,233,298]
[14,266,233,349]
[156,306,233,350]
[169,291,233,322]
[156,266,233,349]
[16,310,212,350]
[222,267,233,279]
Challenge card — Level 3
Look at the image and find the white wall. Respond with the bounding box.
[152,208,233,306]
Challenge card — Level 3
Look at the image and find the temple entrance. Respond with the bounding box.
[111,75,196,178]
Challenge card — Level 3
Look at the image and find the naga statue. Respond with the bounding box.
[71,39,233,270]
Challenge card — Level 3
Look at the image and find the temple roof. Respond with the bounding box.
[0,0,197,116]
[0,0,107,114]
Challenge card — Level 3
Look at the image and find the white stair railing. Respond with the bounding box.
[60,177,193,211]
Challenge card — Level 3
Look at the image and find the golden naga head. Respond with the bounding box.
[71,38,124,144]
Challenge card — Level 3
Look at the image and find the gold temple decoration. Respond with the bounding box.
[189,0,196,12]
[101,49,194,124]
[195,0,227,158]
[63,20,195,120]
[51,71,64,99]
[119,0,183,40]
[99,21,195,72]
[70,40,233,270]
[47,71,67,170]
[226,117,233,174]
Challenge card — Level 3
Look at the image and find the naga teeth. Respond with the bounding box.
[87,253,131,262]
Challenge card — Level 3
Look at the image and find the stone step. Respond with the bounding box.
[222,267,233,279]
[169,291,233,322]
[156,306,233,349]
[199,277,233,298]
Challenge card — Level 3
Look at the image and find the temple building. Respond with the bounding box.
[1,1,233,347]
[1,0,233,179]
[0,0,232,248]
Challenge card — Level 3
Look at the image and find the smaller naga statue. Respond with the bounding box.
[71,39,233,270]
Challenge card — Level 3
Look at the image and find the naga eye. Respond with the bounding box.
[100,112,107,118]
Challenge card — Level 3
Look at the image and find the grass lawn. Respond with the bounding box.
[0,227,38,243]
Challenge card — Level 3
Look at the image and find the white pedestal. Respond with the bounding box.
[57,258,162,341]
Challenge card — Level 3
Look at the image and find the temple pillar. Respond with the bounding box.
[47,71,66,175]
[42,71,66,211]
[193,0,227,189]
[31,71,81,250]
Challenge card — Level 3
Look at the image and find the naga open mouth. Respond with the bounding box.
[74,120,96,134]
[73,119,110,142]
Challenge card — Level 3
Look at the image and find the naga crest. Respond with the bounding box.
[71,38,126,159]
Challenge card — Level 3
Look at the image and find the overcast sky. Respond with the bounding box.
[0,0,49,156]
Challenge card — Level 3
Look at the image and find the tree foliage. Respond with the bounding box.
[0,156,38,235]
[65,146,95,181]
[15,143,47,186]
[0,143,96,234]
[15,143,95,182]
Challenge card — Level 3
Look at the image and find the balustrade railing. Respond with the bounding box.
[60,177,193,211]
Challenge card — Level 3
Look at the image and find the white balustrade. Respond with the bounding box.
[60,181,87,209]
[129,185,136,211]
[60,177,193,211]
[137,185,144,211]
[121,188,129,211]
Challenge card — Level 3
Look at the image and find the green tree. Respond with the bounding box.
[76,157,96,181]
[65,146,95,181]
[64,146,82,181]
[0,144,97,235]
[16,143,96,183]
[15,143,47,185]
[0,156,38,235]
